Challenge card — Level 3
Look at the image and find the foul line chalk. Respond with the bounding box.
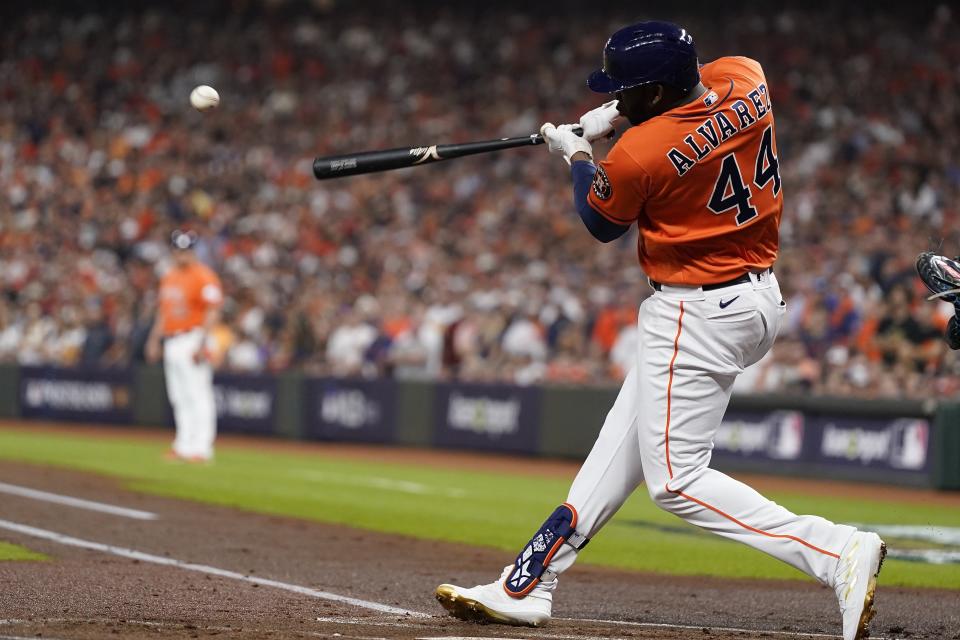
[0,482,158,521]
[563,617,841,639]
[317,618,631,640]
[0,518,428,618]
[316,615,843,640]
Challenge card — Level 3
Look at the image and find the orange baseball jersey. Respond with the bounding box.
[158,261,223,336]
[588,56,782,285]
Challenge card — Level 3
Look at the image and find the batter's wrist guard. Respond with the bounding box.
[503,503,589,598]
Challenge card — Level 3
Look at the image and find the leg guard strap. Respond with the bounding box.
[503,503,589,598]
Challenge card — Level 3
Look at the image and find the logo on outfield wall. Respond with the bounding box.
[820,418,929,470]
[305,378,396,443]
[447,392,521,438]
[715,411,804,460]
[321,389,381,429]
[23,379,130,412]
[214,386,272,420]
[18,367,135,423]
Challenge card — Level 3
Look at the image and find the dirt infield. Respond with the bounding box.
[0,429,958,639]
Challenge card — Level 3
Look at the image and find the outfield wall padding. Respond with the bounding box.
[539,385,617,459]
[134,364,168,427]
[933,402,960,491]
[395,380,434,447]
[0,364,19,419]
[275,371,304,440]
[0,364,956,490]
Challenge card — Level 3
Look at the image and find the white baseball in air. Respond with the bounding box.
[190,85,220,111]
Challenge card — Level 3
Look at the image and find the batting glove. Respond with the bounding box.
[540,123,593,165]
[579,100,620,142]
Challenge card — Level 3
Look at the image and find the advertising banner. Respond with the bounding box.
[210,373,278,435]
[304,377,397,443]
[713,410,807,462]
[811,416,930,473]
[713,410,931,477]
[433,382,541,454]
[19,366,134,424]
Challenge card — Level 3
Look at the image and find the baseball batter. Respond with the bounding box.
[146,230,223,462]
[436,22,885,640]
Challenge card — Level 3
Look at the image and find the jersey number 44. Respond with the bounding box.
[707,125,781,226]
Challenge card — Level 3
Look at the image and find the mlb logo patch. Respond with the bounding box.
[703,91,719,107]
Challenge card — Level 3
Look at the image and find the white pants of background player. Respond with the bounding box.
[548,272,854,586]
[163,328,216,460]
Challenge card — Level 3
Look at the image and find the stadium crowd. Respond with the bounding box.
[2,1,960,398]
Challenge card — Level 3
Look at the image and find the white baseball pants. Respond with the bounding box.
[548,272,854,587]
[163,329,216,460]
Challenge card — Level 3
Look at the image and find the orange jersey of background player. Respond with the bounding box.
[588,56,782,285]
[157,261,223,336]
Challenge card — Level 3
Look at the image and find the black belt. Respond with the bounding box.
[650,268,771,292]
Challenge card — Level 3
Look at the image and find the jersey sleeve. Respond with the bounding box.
[198,268,223,306]
[587,141,651,225]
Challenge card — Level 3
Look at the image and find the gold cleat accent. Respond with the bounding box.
[854,543,886,640]
[434,584,540,627]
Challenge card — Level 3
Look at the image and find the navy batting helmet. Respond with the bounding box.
[587,21,700,94]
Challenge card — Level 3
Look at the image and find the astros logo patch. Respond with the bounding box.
[592,166,612,200]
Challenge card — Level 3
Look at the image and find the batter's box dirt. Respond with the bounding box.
[0,460,956,639]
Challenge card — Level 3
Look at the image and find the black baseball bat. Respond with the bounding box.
[313,127,584,180]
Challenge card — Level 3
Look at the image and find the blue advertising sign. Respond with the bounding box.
[163,372,278,435]
[713,410,807,463]
[19,366,134,424]
[433,382,541,454]
[212,373,278,435]
[712,410,931,477]
[811,416,930,473]
[304,377,397,443]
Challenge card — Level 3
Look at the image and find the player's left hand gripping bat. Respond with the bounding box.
[313,127,584,180]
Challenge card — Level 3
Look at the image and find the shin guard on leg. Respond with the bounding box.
[504,503,589,598]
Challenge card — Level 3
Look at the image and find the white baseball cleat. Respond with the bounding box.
[833,531,886,640]
[435,565,555,627]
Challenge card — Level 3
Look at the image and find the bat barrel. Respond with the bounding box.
[313,127,582,181]
[313,149,412,180]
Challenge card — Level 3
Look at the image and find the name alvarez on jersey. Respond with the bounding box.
[585,56,781,285]
[667,81,772,177]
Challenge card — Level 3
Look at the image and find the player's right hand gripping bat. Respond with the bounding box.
[313,127,584,180]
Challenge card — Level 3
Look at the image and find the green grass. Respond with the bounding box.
[0,540,48,561]
[0,427,957,588]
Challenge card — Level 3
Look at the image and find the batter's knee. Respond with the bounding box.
[645,481,681,513]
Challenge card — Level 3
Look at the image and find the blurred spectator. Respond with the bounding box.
[79,304,113,366]
[326,303,378,376]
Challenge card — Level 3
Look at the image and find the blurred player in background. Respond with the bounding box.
[146,231,223,462]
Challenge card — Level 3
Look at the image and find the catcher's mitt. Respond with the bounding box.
[916,251,960,350]
[916,251,960,302]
